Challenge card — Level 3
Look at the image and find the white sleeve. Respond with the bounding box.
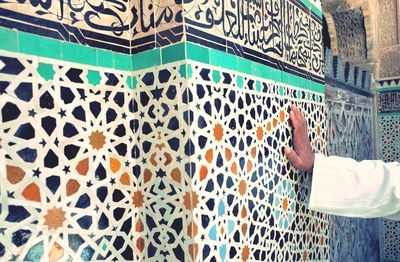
[308,153,400,220]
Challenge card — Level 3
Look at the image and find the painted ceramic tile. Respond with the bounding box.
[0,0,132,51]
[183,0,324,81]
[376,84,400,262]
[0,0,322,80]
[130,0,157,52]
[0,0,183,54]
[153,0,184,48]
[377,91,400,113]
[185,61,328,261]
[0,48,330,261]
[377,114,400,262]
[309,18,323,80]
[130,61,193,261]
[0,50,194,261]
[0,51,137,261]
[0,0,330,260]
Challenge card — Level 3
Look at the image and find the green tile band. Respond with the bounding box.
[376,86,400,92]
[0,27,134,71]
[20,32,61,60]
[186,42,209,64]
[114,53,133,71]
[186,43,325,94]
[300,0,322,18]
[1,27,18,52]
[133,48,161,71]
[0,27,325,94]
[310,4,322,18]
[377,112,400,117]
[161,43,185,65]
[97,48,114,68]
[62,42,96,66]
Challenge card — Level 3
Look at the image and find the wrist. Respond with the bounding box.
[306,153,315,173]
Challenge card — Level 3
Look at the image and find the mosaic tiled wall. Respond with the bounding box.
[184,60,328,261]
[325,87,380,262]
[0,0,329,261]
[0,47,329,261]
[376,80,400,262]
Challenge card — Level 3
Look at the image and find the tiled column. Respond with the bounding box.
[0,0,329,261]
[376,81,400,262]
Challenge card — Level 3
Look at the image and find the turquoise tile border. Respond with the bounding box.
[62,42,97,66]
[298,0,322,18]
[376,86,400,92]
[113,53,132,71]
[161,43,185,65]
[132,49,160,71]
[20,32,62,60]
[0,27,18,52]
[97,49,114,68]
[310,4,322,18]
[0,27,132,71]
[186,42,209,64]
[210,48,236,71]
[237,57,252,75]
[186,42,325,94]
[0,27,325,94]
[377,112,400,117]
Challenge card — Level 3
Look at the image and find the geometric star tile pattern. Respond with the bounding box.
[187,61,328,261]
[377,114,400,261]
[377,115,400,163]
[0,51,328,261]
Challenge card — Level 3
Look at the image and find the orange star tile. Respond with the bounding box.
[44,207,66,230]
[213,123,224,141]
[89,130,106,150]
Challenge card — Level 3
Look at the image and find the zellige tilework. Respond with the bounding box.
[376,82,400,262]
[0,49,329,261]
[0,0,331,260]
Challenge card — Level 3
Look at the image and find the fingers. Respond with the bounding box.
[291,104,302,120]
[289,109,300,131]
[284,147,303,170]
[286,105,315,172]
[290,104,307,132]
[294,105,306,124]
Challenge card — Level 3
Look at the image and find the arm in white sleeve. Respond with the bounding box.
[308,153,400,220]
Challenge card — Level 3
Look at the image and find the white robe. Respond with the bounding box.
[308,153,400,220]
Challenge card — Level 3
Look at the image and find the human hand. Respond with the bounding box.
[284,104,315,172]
